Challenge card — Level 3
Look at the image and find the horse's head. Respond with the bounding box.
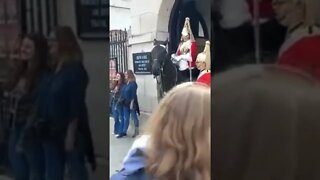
[153,38,168,47]
[151,39,169,77]
[151,39,177,94]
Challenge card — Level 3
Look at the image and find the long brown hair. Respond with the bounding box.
[4,33,49,93]
[213,64,320,180]
[111,72,125,90]
[146,82,211,180]
[126,70,136,83]
[50,26,83,69]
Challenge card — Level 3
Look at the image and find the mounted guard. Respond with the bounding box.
[171,17,198,82]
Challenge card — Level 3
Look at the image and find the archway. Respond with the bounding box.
[155,0,210,53]
[168,0,209,54]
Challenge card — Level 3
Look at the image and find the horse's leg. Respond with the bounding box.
[156,81,163,102]
[155,75,162,102]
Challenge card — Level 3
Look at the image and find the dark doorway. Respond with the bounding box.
[168,0,209,54]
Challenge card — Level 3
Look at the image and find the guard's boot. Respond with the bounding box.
[132,128,139,138]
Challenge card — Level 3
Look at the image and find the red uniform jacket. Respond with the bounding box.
[197,70,211,87]
[278,31,320,80]
[176,41,198,68]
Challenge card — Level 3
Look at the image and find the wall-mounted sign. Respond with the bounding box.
[132,52,152,75]
[75,0,108,40]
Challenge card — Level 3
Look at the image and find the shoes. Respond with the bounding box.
[116,133,127,138]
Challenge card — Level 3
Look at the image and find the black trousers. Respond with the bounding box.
[177,68,200,84]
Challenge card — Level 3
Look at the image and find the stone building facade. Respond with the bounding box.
[128,0,211,112]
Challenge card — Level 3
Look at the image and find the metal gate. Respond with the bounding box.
[20,0,58,35]
[109,29,128,73]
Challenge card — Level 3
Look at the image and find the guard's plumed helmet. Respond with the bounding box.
[196,41,211,70]
[181,17,195,41]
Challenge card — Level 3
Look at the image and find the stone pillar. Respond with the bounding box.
[128,0,175,113]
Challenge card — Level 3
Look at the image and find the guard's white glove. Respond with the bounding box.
[179,53,191,61]
[171,54,179,64]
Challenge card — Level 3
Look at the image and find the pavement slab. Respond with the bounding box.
[109,112,150,177]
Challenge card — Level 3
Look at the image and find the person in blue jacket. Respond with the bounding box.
[117,70,140,138]
[35,26,95,180]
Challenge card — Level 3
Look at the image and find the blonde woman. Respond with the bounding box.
[213,64,320,179]
[111,82,211,180]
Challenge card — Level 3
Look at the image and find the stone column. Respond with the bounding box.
[128,0,175,113]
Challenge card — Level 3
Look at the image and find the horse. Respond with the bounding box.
[151,39,177,101]
[151,39,202,100]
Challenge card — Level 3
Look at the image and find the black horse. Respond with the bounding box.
[151,39,188,100]
[151,39,201,101]
[151,39,177,101]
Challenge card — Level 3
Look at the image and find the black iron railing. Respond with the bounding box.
[109,29,128,73]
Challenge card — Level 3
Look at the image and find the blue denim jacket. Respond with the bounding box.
[123,81,137,105]
[36,61,88,134]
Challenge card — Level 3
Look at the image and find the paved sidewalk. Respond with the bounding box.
[109,112,150,177]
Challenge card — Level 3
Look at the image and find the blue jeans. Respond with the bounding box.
[42,140,89,180]
[25,139,45,180]
[9,126,45,180]
[122,107,139,134]
[65,147,89,180]
[9,127,28,180]
[42,141,64,180]
[112,101,124,134]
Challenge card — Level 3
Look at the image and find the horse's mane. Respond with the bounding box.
[151,44,168,61]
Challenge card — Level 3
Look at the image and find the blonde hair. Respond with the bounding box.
[213,64,320,179]
[145,82,211,180]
